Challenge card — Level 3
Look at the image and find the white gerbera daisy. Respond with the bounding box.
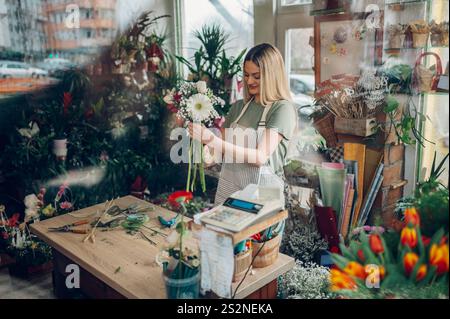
[187,93,214,122]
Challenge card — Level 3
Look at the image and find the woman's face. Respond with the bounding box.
[244,61,260,97]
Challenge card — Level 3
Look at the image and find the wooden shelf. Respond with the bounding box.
[310,7,345,16]
[202,210,289,245]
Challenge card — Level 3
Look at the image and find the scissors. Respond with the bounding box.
[48,220,90,234]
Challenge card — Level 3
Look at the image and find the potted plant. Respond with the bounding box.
[176,24,246,116]
[409,20,430,48]
[156,195,201,299]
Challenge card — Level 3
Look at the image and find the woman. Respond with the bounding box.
[188,43,297,206]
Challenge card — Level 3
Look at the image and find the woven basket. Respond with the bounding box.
[414,52,443,92]
[412,33,429,48]
[233,249,252,283]
[313,113,338,147]
[252,235,282,268]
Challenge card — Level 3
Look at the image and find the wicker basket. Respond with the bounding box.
[414,52,443,92]
[313,113,338,147]
[233,249,252,283]
[412,33,429,48]
[252,235,282,268]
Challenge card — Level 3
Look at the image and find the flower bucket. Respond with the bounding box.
[163,271,200,299]
[233,249,252,283]
[412,33,429,48]
[52,139,67,160]
[252,235,282,268]
[8,261,53,279]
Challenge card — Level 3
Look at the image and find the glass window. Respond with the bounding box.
[181,0,254,59]
[281,0,312,6]
[285,28,315,108]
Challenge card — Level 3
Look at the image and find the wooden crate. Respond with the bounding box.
[334,117,377,137]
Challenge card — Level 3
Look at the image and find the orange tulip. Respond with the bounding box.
[343,262,366,280]
[330,269,357,291]
[404,252,419,276]
[416,265,427,282]
[429,243,449,275]
[401,227,418,249]
[404,207,420,227]
[369,234,384,254]
[379,265,386,279]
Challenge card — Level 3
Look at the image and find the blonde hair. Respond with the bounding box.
[243,43,292,107]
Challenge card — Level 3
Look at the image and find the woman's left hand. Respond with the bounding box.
[187,122,216,145]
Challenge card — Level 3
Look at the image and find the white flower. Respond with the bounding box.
[165,230,180,248]
[150,56,161,65]
[25,208,39,220]
[163,89,175,104]
[24,194,39,210]
[196,81,208,94]
[217,97,226,106]
[18,122,40,139]
[187,94,214,122]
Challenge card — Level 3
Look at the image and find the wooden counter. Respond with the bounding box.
[30,196,294,299]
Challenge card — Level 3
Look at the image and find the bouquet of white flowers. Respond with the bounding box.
[164,81,225,192]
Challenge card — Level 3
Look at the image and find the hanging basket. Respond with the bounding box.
[313,113,338,147]
[388,33,406,49]
[413,52,443,93]
[251,235,281,268]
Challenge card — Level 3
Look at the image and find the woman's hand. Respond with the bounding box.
[187,122,216,145]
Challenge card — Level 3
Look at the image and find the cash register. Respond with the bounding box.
[199,184,283,232]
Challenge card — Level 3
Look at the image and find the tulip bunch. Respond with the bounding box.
[330,207,449,298]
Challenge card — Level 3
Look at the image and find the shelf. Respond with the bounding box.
[384,46,449,51]
[385,0,428,6]
[420,91,449,96]
[310,7,345,16]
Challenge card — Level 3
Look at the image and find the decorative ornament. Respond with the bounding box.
[333,26,348,44]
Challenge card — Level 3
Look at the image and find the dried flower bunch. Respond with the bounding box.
[409,20,431,34]
[315,70,387,119]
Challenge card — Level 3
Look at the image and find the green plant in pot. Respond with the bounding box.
[157,197,200,299]
[176,24,246,116]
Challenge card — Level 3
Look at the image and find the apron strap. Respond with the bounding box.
[232,98,253,125]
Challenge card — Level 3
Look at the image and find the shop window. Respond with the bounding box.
[281,0,312,6]
[285,28,315,108]
[181,0,254,59]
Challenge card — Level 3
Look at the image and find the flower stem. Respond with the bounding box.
[199,146,206,193]
[186,139,193,192]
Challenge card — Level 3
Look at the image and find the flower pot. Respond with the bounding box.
[252,235,282,268]
[233,249,252,283]
[52,139,67,160]
[8,260,53,279]
[412,33,429,48]
[163,271,200,299]
[388,33,406,49]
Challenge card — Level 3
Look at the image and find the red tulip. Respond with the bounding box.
[404,252,419,276]
[401,227,418,249]
[167,191,193,209]
[422,235,431,247]
[357,249,365,262]
[369,234,384,254]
